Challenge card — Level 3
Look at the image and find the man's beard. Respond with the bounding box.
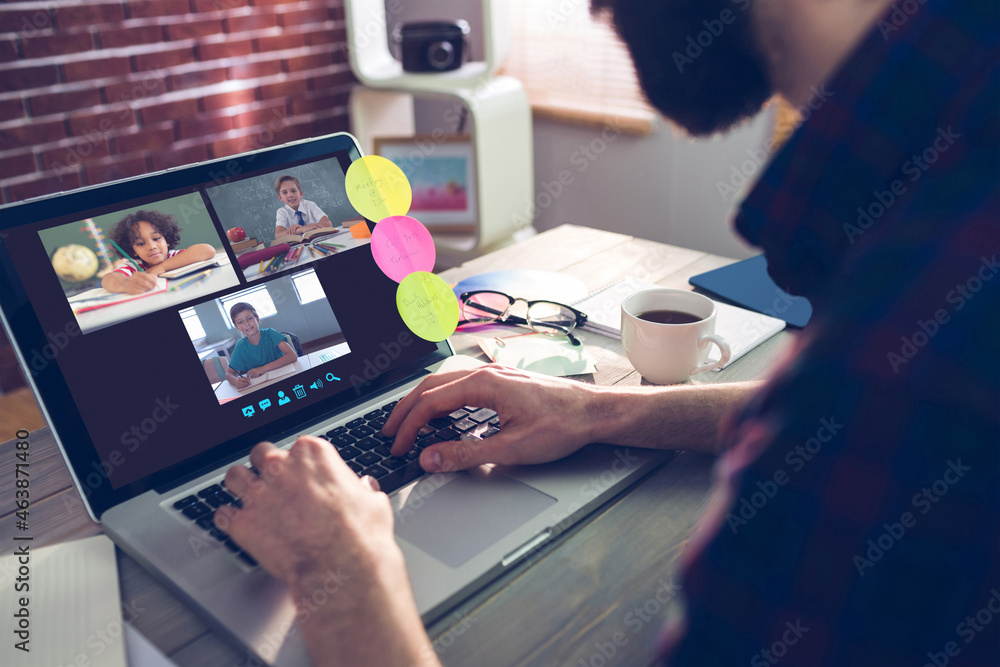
[594,0,773,136]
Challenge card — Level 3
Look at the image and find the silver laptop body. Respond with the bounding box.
[0,132,669,665]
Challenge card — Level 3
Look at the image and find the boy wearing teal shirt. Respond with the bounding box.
[225,302,297,389]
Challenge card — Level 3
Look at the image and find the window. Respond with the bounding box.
[502,0,655,134]
[180,308,206,341]
[291,269,324,305]
[219,286,277,327]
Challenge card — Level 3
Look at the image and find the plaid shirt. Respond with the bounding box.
[664,1,999,665]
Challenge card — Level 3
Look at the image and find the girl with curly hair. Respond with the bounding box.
[101,209,216,294]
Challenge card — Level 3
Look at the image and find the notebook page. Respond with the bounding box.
[573,278,786,369]
[0,534,126,667]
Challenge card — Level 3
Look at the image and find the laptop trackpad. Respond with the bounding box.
[394,468,557,568]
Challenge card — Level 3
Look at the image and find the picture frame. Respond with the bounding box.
[372,135,477,232]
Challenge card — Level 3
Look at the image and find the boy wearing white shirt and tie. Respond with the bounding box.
[274,175,333,237]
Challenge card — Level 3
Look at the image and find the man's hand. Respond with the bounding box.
[384,365,606,473]
[247,366,265,378]
[215,437,438,666]
[385,365,758,467]
[228,374,250,389]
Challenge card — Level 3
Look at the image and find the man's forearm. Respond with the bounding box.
[294,539,440,666]
[589,381,762,455]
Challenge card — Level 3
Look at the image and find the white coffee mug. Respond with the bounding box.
[620,289,731,385]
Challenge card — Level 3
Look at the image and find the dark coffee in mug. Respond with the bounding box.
[636,309,703,325]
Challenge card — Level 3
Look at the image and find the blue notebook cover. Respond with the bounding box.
[689,255,812,328]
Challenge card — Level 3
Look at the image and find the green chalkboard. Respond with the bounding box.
[205,157,358,246]
[38,192,227,291]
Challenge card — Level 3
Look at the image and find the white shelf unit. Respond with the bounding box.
[345,0,535,260]
[344,0,510,89]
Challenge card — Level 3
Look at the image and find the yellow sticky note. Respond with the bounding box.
[396,272,459,342]
[345,155,412,222]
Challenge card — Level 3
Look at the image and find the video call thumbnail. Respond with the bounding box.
[37,192,239,334]
[205,158,372,283]
[179,268,351,407]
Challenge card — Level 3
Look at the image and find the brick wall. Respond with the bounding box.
[0,0,356,205]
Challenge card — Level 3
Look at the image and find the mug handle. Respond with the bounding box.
[693,334,731,374]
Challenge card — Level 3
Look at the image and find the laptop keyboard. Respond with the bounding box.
[169,400,501,568]
[172,484,256,567]
[318,400,500,495]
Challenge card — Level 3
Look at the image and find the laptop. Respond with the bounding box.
[0,132,670,665]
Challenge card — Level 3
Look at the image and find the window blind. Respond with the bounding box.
[502,1,656,134]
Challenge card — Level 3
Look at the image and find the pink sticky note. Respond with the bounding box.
[370,215,436,283]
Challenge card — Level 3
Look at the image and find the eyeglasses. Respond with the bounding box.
[458,290,589,345]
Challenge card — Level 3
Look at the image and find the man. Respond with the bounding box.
[216,0,999,664]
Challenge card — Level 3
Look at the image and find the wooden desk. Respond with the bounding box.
[0,225,793,666]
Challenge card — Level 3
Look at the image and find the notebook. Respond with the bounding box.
[0,132,671,666]
[573,277,786,369]
[158,257,222,279]
[688,255,813,327]
[0,535,126,667]
[237,362,299,390]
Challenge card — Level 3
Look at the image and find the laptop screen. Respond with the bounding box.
[0,133,447,517]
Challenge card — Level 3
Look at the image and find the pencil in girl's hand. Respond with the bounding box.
[109,238,143,272]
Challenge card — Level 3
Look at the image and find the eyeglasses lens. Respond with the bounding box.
[528,302,577,334]
[462,292,511,323]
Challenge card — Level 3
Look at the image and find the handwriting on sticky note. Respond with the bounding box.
[371,215,435,282]
[345,156,412,222]
[396,271,459,342]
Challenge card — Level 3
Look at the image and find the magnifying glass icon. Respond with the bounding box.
[326,372,341,382]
